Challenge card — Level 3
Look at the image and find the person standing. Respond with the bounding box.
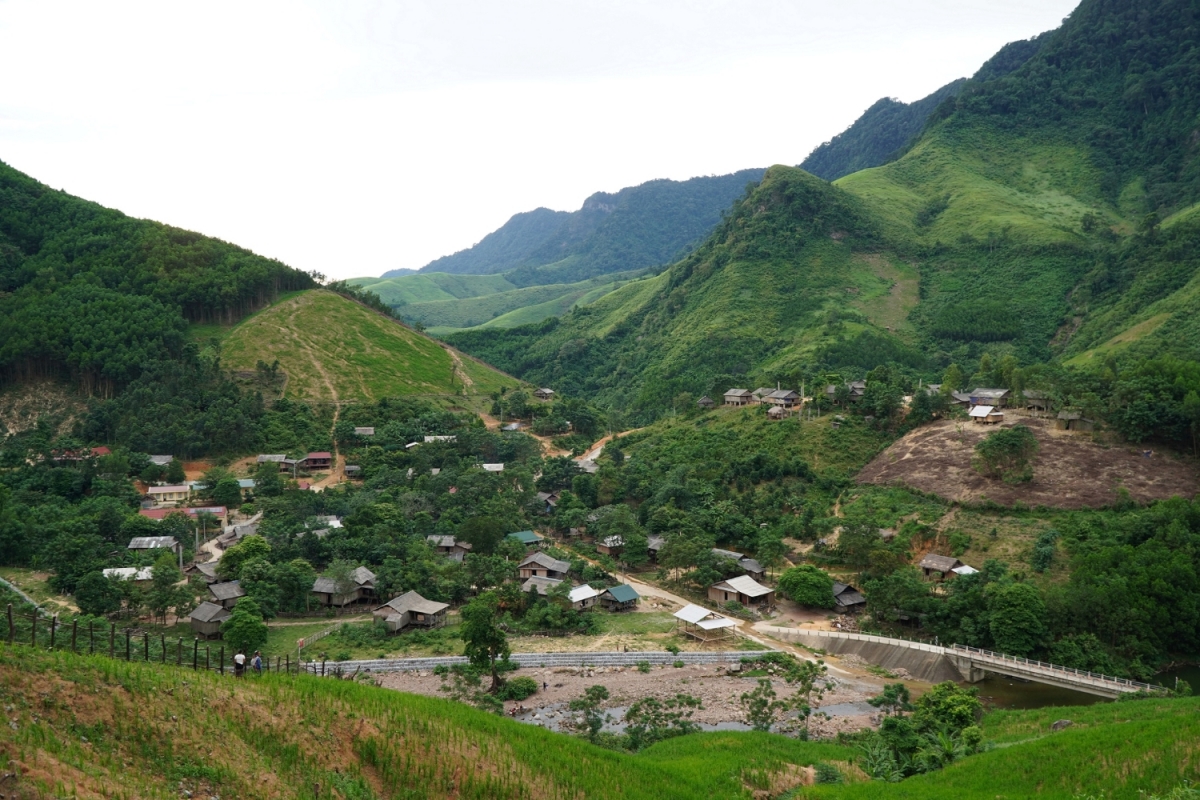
[252,650,263,675]
[234,650,246,678]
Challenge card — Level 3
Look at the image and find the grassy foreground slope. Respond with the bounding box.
[2,646,1197,799]
[219,290,514,402]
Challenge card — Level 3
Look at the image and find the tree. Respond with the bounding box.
[240,557,282,618]
[147,552,186,625]
[74,572,123,616]
[778,565,835,608]
[568,685,611,742]
[973,424,1038,483]
[740,679,783,731]
[458,517,506,555]
[211,476,243,509]
[868,682,913,717]
[987,581,1047,657]
[220,597,268,655]
[460,591,510,692]
[941,364,964,393]
[218,535,271,580]
[624,694,702,751]
[465,554,517,590]
[165,458,186,484]
[911,682,981,735]
[253,462,285,497]
[325,559,359,606]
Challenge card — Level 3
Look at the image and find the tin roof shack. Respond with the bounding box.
[697,396,715,410]
[127,536,182,557]
[647,535,665,563]
[764,389,801,409]
[949,391,972,408]
[353,427,375,436]
[208,580,245,609]
[190,601,231,639]
[534,492,559,515]
[186,562,220,584]
[674,603,737,643]
[825,381,866,403]
[596,536,624,557]
[738,558,766,582]
[507,530,544,549]
[311,566,377,607]
[303,452,333,471]
[102,566,154,586]
[534,388,555,401]
[521,575,564,595]
[1023,390,1051,412]
[374,591,449,632]
[969,405,1004,425]
[832,582,867,614]
[969,388,1010,408]
[1057,411,1095,432]
[724,389,753,406]
[918,554,963,582]
[426,535,473,561]
[709,575,776,610]
[569,585,603,611]
[518,552,571,580]
[600,584,640,612]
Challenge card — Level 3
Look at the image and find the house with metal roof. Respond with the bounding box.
[374,591,449,631]
[709,575,776,609]
[127,536,182,555]
[569,585,603,610]
[507,530,543,549]
[597,535,623,557]
[311,566,376,607]
[724,389,754,406]
[354,427,375,436]
[832,582,867,614]
[697,396,715,410]
[918,554,963,581]
[426,535,473,561]
[518,552,570,580]
[102,566,154,584]
[600,584,640,612]
[969,388,1010,407]
[969,405,1004,424]
[674,603,737,642]
[534,388,555,401]
[189,601,232,639]
[208,580,245,609]
[521,575,564,596]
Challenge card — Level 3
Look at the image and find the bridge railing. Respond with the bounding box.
[951,645,1160,692]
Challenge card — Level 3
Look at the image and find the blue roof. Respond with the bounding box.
[507,530,541,545]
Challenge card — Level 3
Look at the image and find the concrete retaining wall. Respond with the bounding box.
[775,630,965,683]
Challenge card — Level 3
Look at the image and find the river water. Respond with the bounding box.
[974,664,1198,710]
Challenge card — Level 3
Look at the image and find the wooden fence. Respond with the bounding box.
[4,603,309,677]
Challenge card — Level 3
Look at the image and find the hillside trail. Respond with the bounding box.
[576,428,644,463]
[444,346,474,392]
[478,411,570,457]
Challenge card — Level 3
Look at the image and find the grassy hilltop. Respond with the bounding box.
[1,646,1196,799]
[217,290,515,402]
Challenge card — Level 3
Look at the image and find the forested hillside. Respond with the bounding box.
[414,169,767,285]
[449,0,1200,444]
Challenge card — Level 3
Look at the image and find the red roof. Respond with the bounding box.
[306,452,332,460]
[91,446,112,457]
[140,507,227,521]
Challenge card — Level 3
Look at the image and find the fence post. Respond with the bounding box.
[285,653,289,674]
[276,656,281,674]
[177,638,183,666]
[193,639,198,671]
[144,633,149,661]
[50,614,57,650]
[206,646,210,672]
[88,621,94,654]
[125,629,131,661]
[321,659,326,677]
[72,619,78,653]
[109,624,115,658]
[219,646,225,675]
[30,612,36,647]
[161,635,166,663]
[6,604,13,644]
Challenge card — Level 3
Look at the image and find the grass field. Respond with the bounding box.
[0,567,76,614]
[218,290,513,402]
[350,273,517,305]
[2,645,1196,799]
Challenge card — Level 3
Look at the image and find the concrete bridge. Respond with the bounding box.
[767,628,1160,699]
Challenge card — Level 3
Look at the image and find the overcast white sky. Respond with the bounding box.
[0,1,1079,280]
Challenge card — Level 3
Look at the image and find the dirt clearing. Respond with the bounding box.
[858,417,1198,508]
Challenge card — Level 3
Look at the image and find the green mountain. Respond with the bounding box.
[800,34,1049,182]
[411,169,767,286]
[447,0,1200,423]
[352,272,519,306]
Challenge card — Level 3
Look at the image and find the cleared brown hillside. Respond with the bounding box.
[857,417,1198,509]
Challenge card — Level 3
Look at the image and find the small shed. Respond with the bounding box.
[569,585,603,610]
[209,580,245,609]
[949,391,972,408]
[507,530,544,549]
[518,552,571,580]
[647,535,665,563]
[600,583,640,612]
[189,601,231,639]
[1057,411,1095,432]
[1023,390,1051,412]
[711,547,745,564]
[969,388,1010,408]
[187,561,220,584]
[535,491,559,514]
[521,575,564,596]
[969,405,1004,425]
[374,591,449,631]
[767,406,787,420]
[723,389,754,406]
[127,536,182,556]
[354,427,375,436]
[738,558,766,582]
[832,582,867,614]
[534,388,555,401]
[344,465,362,479]
[674,603,737,643]
[596,535,624,557]
[426,535,472,561]
[708,575,775,609]
[918,554,963,582]
[697,396,715,410]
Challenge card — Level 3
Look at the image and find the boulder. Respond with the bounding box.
[1051,719,1073,731]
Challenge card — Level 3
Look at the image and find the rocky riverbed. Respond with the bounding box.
[377,659,884,737]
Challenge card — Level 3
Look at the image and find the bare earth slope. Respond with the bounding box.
[857,417,1198,508]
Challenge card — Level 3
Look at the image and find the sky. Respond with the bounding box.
[0,1,1080,280]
